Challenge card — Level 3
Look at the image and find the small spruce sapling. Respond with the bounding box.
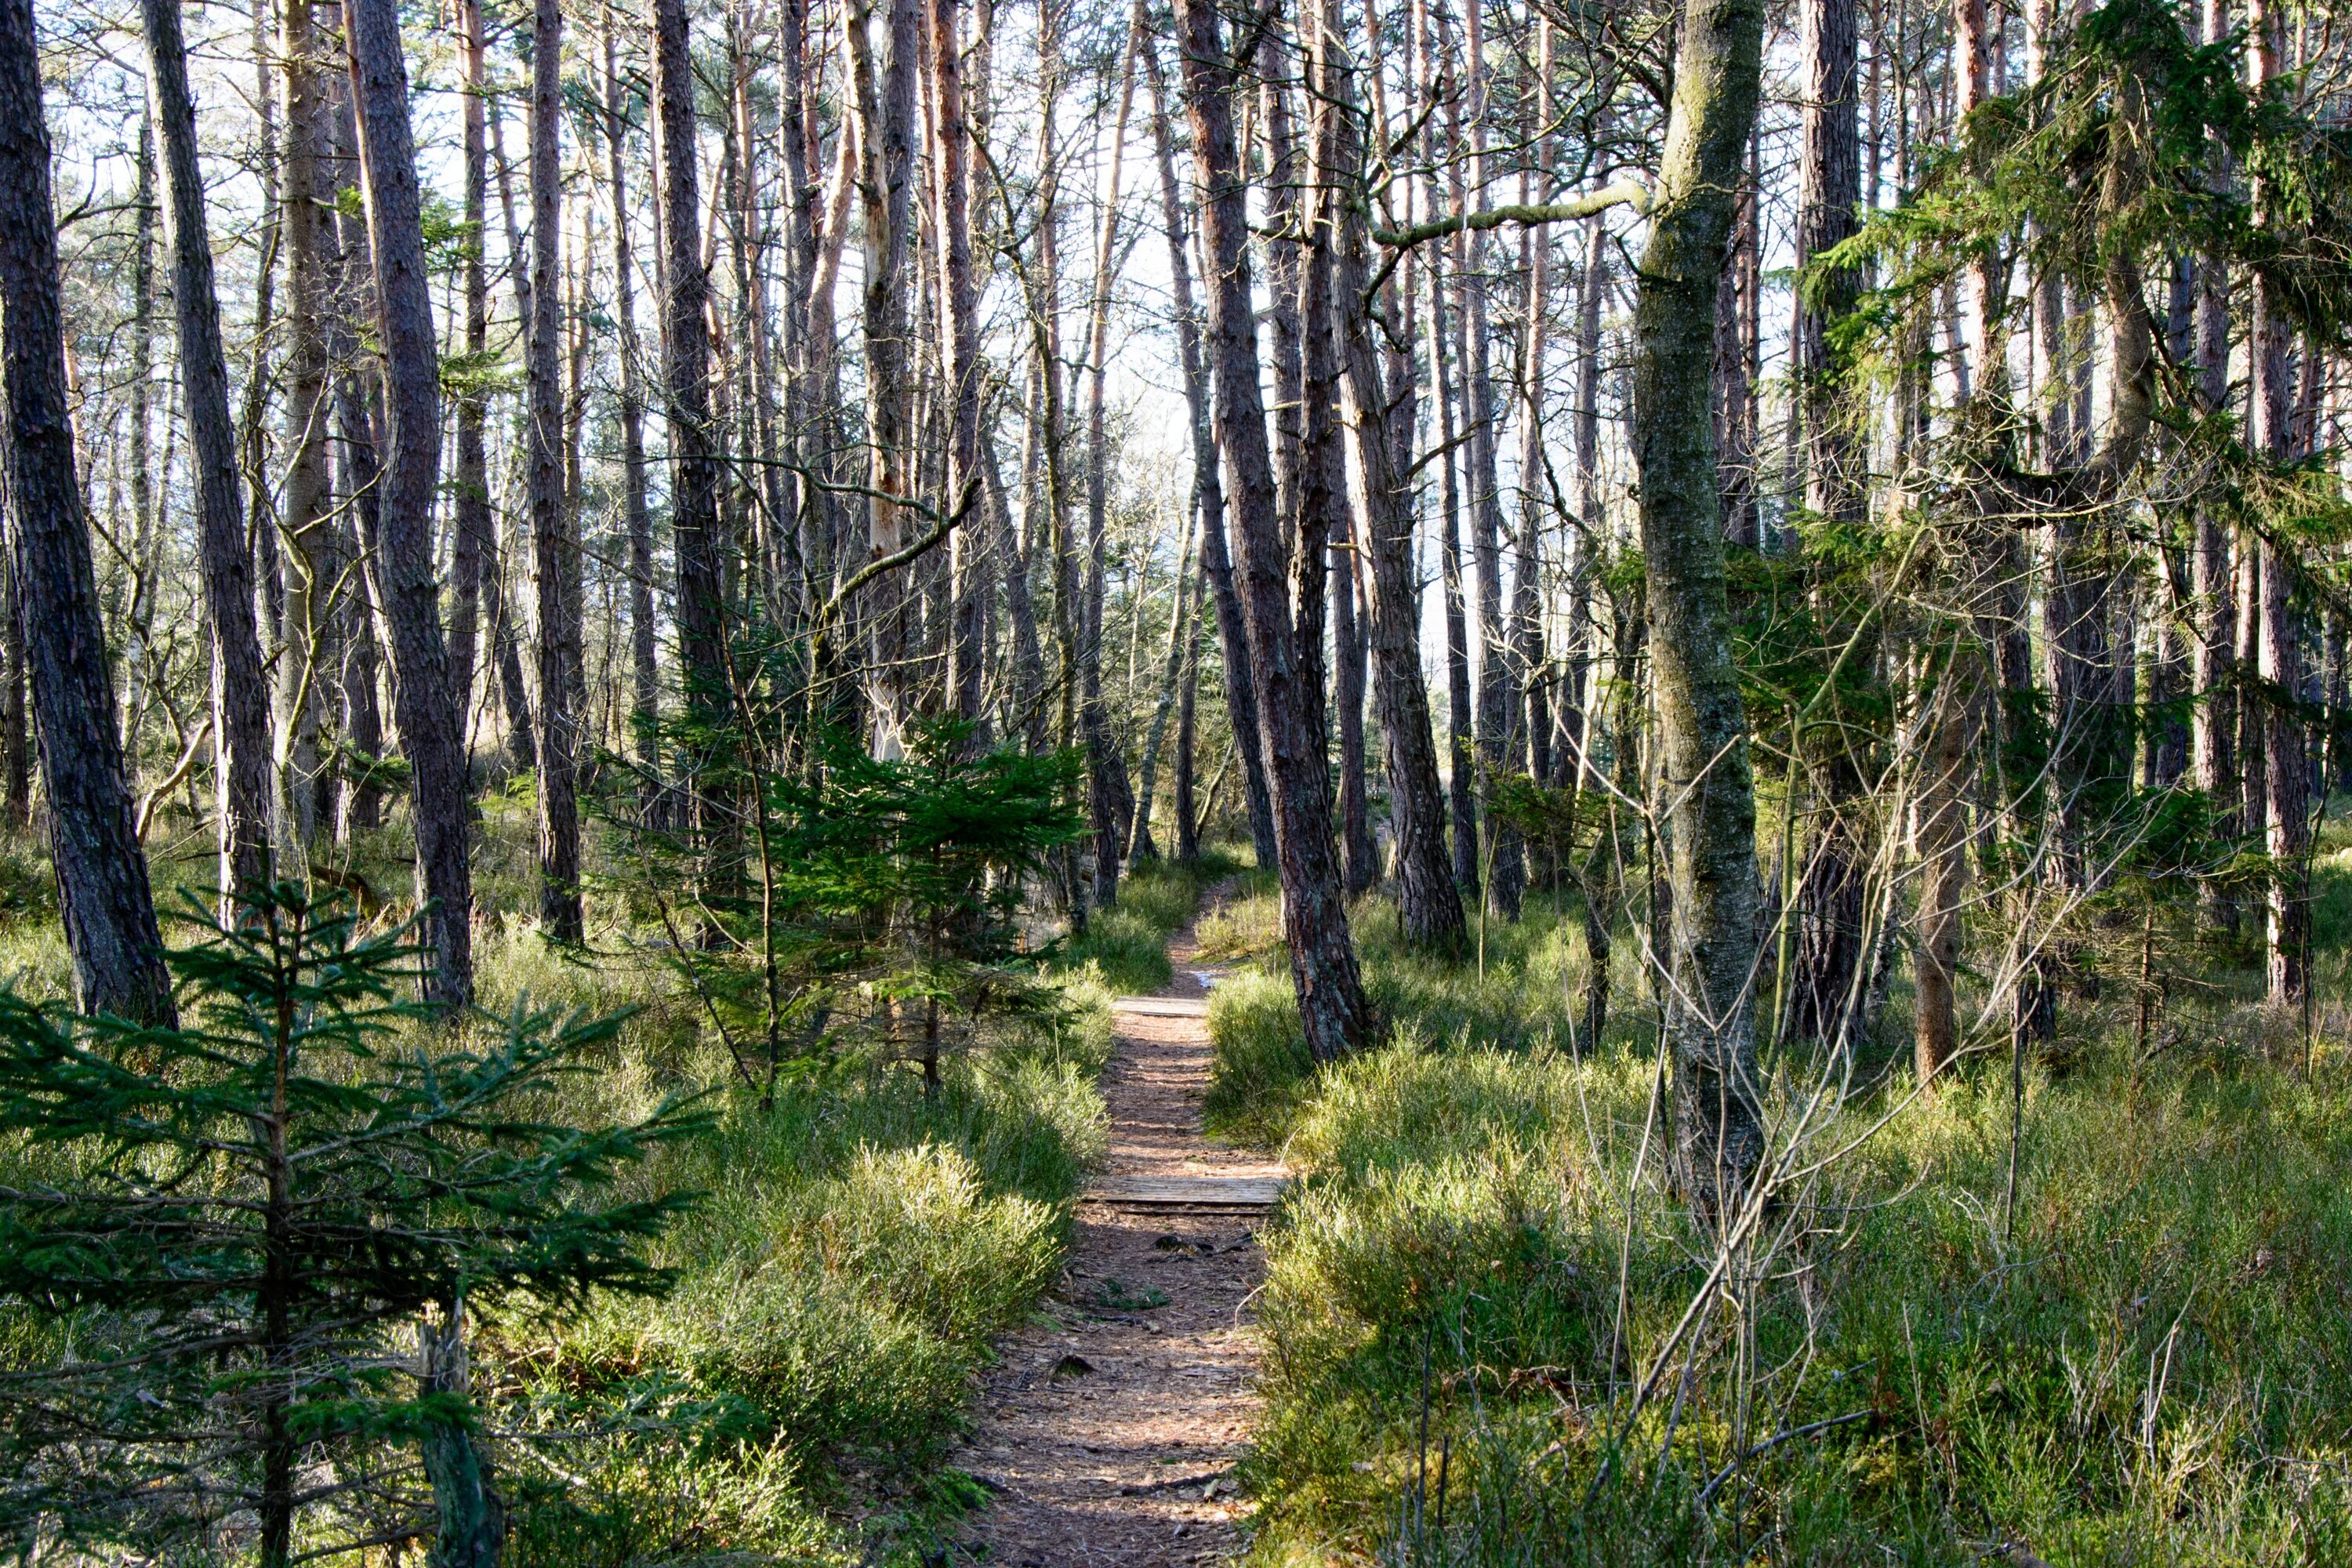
[0,887,709,1567]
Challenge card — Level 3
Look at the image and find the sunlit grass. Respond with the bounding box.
[1219,863,2352,1566]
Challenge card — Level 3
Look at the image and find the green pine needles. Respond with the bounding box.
[0,886,710,1567]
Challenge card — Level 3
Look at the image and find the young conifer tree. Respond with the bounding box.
[0,889,709,1566]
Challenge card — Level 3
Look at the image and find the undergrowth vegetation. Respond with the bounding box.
[488,853,1221,1563]
[1057,851,1244,993]
[0,822,1221,1566]
[1209,851,2352,1566]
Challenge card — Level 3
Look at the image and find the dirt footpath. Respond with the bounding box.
[956,916,1282,1566]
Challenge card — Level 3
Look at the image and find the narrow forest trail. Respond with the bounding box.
[957,902,1283,1566]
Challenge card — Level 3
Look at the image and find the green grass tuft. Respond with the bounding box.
[1214,867,2352,1566]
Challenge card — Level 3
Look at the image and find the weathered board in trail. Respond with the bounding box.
[1112,995,1209,1018]
[1084,1175,1288,1211]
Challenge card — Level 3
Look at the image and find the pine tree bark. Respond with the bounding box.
[654,0,731,895]
[1418,89,1481,901]
[1562,216,1605,789]
[450,0,492,757]
[1510,97,1552,890]
[345,0,475,1007]
[1173,0,1370,1062]
[1632,0,1769,1216]
[1131,516,1197,861]
[1323,23,1465,950]
[1142,34,1278,869]
[1174,564,1200,859]
[485,97,541,776]
[1458,0,1523,918]
[528,0,580,939]
[279,0,339,847]
[1429,271,1481,900]
[598,8,660,790]
[0,545,24,832]
[2250,0,2305,1005]
[0,0,176,1025]
[934,0,985,731]
[330,378,388,836]
[848,0,919,751]
[141,0,278,906]
[2190,0,2236,924]
[1790,0,1869,1048]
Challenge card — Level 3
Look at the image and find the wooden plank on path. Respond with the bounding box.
[1113,996,1209,1018]
[1085,1175,1289,1211]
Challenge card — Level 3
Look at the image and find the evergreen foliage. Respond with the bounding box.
[0,887,708,1566]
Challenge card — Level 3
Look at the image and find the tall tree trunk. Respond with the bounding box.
[934,0,985,731]
[1430,256,1480,900]
[1911,0,2003,1072]
[0,539,23,832]
[1131,514,1197,861]
[528,0,580,939]
[1175,559,1201,860]
[654,0,732,902]
[2250,0,2305,1005]
[1323,36,1373,900]
[317,59,390,840]
[241,0,285,789]
[345,0,475,1007]
[1080,27,1139,904]
[450,0,492,761]
[280,0,339,849]
[1324,19,1465,950]
[2190,0,2235,934]
[0,0,176,1025]
[599,5,661,793]
[848,0,919,753]
[141,0,278,906]
[1790,0,1868,1049]
[1511,30,1553,892]
[1332,481,1374,897]
[1173,0,1370,1063]
[330,388,388,835]
[1912,648,1969,1083]
[1632,0,1769,1216]
[129,121,158,743]
[1458,0,1522,919]
[1563,217,1606,793]
[1142,34,1277,869]
[486,97,541,775]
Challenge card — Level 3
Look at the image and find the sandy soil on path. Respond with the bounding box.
[954,906,1282,1567]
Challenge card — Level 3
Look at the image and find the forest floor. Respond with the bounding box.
[956,898,1281,1566]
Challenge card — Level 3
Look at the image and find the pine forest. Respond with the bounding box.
[2,0,2352,1556]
